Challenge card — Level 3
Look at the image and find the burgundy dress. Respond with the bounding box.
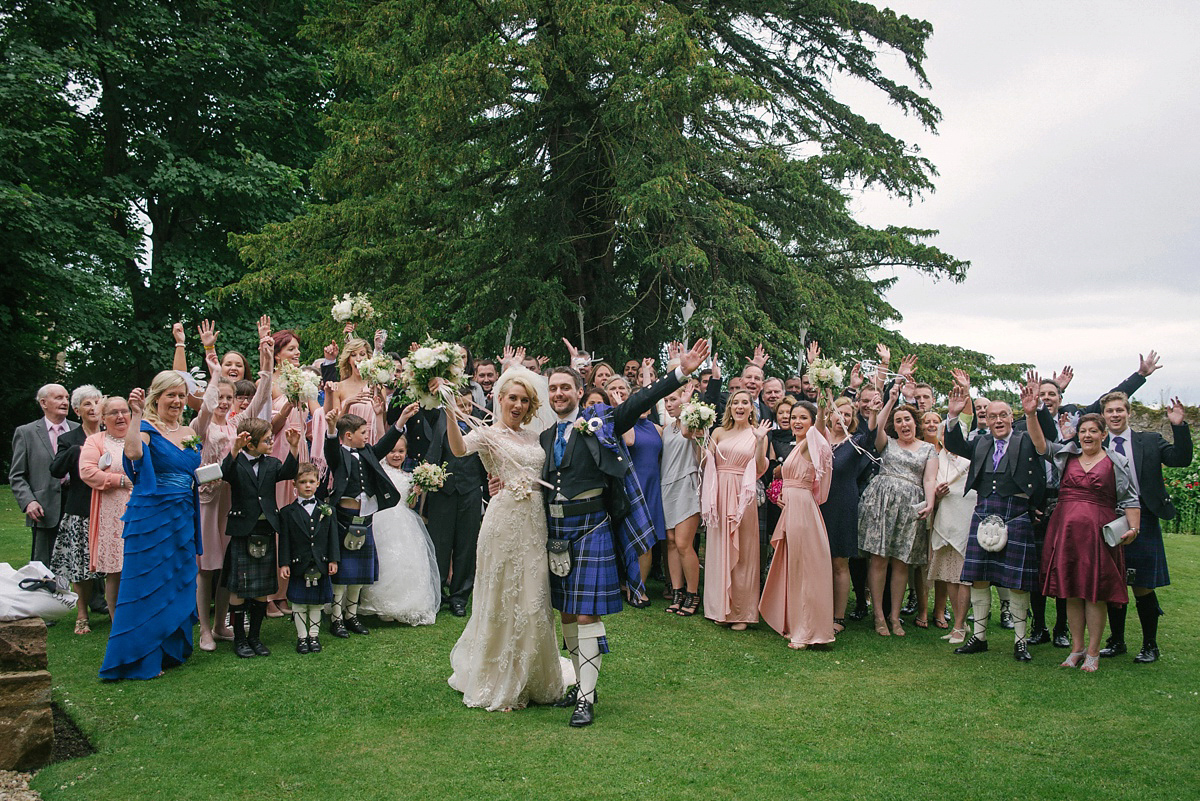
[1040,457,1128,604]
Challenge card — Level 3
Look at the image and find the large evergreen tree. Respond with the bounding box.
[236,0,1001,379]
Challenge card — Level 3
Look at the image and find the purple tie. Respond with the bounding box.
[991,437,1007,471]
[1113,435,1126,456]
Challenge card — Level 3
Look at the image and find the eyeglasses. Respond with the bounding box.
[986,412,1012,420]
[104,410,130,418]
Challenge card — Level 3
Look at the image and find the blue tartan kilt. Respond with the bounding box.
[287,572,333,606]
[332,514,379,586]
[1122,510,1169,588]
[961,494,1038,591]
[549,508,623,618]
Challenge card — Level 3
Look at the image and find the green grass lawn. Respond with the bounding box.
[3,487,1198,801]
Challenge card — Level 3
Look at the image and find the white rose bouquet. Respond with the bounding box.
[409,462,449,505]
[277,361,319,404]
[331,292,377,325]
[356,353,397,388]
[680,400,717,433]
[807,358,845,402]
[398,337,469,409]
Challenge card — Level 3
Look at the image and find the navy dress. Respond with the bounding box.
[628,417,666,544]
[99,422,201,680]
[820,430,876,559]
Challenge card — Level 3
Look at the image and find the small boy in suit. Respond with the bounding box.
[323,405,417,637]
[222,418,299,658]
[279,462,339,654]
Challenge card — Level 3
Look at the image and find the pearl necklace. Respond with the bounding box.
[161,422,181,433]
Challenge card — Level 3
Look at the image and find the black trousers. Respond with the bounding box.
[425,489,483,604]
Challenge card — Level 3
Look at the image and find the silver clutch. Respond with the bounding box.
[1102,516,1129,547]
[194,463,223,485]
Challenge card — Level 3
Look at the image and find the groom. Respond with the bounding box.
[542,338,709,727]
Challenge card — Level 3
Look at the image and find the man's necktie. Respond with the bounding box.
[1113,435,1126,456]
[554,421,570,467]
[992,437,1007,471]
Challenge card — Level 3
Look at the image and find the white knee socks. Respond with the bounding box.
[1009,590,1029,642]
[345,584,363,618]
[562,621,580,684]
[971,587,991,640]
[576,622,605,704]
[332,584,364,620]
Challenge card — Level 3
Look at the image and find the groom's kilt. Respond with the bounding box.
[549,508,623,618]
[960,493,1037,591]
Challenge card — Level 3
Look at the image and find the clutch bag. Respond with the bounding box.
[1102,516,1129,547]
[195,462,223,484]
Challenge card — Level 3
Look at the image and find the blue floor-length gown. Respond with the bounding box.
[99,421,202,680]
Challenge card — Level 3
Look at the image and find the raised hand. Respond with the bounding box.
[1167,396,1186,426]
[257,314,272,342]
[709,349,721,380]
[205,349,221,378]
[806,340,821,365]
[394,401,420,429]
[536,355,550,368]
[129,388,146,417]
[232,430,254,454]
[898,353,918,379]
[561,337,581,362]
[197,319,218,348]
[951,368,971,390]
[752,420,772,441]
[374,329,388,352]
[1052,365,1073,390]
[1138,350,1162,376]
[747,343,769,368]
[172,322,185,346]
[640,357,655,387]
[285,427,301,451]
[1019,376,1039,417]
[1058,413,1076,441]
[666,340,683,362]
[343,322,357,341]
[325,409,339,430]
[848,362,863,390]
[875,343,891,365]
[259,336,274,373]
[947,385,968,418]
[679,338,711,375]
[371,387,386,416]
[323,339,339,362]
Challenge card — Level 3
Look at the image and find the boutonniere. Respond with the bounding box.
[317,503,333,519]
[181,435,203,451]
[574,417,603,436]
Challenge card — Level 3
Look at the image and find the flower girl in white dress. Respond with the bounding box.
[359,435,441,625]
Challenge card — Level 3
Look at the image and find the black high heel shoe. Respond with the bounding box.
[665,587,683,614]
[676,591,699,617]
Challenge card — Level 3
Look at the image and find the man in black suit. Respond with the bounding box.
[10,384,78,564]
[278,463,340,654]
[944,376,1046,662]
[1098,392,1192,663]
[323,405,415,637]
[419,386,487,617]
[540,338,709,727]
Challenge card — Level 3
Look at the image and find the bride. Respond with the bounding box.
[442,357,566,710]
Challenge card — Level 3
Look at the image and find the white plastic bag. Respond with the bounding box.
[0,561,78,621]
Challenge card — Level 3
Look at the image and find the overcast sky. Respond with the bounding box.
[836,1,1200,406]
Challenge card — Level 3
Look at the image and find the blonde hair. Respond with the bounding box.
[338,338,372,380]
[144,370,187,424]
[832,396,858,434]
[496,372,542,425]
[721,389,758,429]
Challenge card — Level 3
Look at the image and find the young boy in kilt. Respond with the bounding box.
[323,406,416,638]
[222,418,300,658]
[944,376,1047,662]
[278,462,339,654]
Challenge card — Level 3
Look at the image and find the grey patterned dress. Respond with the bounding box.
[857,440,935,564]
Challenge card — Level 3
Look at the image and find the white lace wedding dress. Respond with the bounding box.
[448,425,567,710]
[358,467,440,626]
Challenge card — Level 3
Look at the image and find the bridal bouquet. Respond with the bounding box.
[680,400,717,433]
[278,361,319,404]
[807,358,845,401]
[331,292,376,325]
[409,462,449,505]
[398,337,468,409]
[356,353,397,388]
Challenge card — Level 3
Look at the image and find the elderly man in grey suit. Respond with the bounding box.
[10,384,78,564]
